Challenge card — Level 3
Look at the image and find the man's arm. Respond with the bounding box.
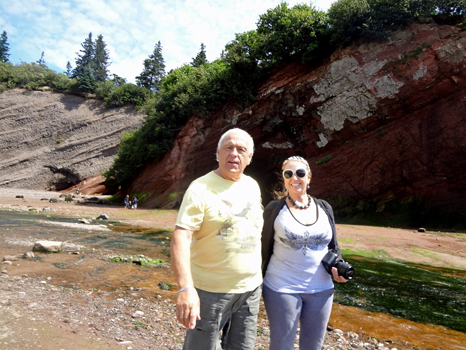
[170,226,200,329]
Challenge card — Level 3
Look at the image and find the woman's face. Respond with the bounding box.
[283,160,311,196]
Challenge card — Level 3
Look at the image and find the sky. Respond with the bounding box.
[0,0,336,83]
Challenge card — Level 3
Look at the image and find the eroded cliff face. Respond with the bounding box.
[0,90,144,192]
[129,23,466,227]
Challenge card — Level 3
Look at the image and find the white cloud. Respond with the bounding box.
[0,0,336,82]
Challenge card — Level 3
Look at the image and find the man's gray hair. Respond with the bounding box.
[216,128,255,160]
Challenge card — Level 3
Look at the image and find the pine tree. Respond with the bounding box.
[111,73,126,86]
[72,32,95,79]
[191,43,208,67]
[0,31,10,63]
[78,65,96,92]
[65,61,72,77]
[37,51,46,67]
[136,41,166,91]
[93,34,110,83]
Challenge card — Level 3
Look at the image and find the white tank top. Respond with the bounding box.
[263,203,334,293]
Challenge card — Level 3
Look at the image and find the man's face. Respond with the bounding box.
[216,131,252,181]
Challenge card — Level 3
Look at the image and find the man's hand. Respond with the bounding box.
[176,287,201,329]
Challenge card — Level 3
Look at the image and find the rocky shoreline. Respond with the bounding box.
[0,273,394,350]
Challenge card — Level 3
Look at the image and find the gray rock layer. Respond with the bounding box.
[0,90,144,190]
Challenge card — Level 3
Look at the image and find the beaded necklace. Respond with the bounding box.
[287,194,312,210]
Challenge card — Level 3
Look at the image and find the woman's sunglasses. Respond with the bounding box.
[283,169,307,179]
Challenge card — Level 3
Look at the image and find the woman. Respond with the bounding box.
[261,156,347,350]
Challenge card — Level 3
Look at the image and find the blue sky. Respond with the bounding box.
[0,0,336,83]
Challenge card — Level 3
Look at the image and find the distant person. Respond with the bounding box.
[124,195,130,210]
[170,128,263,350]
[261,156,348,350]
[133,197,138,209]
[76,189,79,196]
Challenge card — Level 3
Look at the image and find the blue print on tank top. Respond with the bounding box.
[279,228,328,255]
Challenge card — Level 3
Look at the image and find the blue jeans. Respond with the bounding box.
[183,285,261,350]
[263,284,334,350]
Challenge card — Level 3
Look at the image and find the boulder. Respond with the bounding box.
[78,218,90,224]
[32,241,63,253]
[42,207,52,211]
[96,214,109,220]
[15,195,24,198]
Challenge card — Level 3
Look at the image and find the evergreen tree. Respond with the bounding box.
[0,31,10,63]
[93,34,110,82]
[78,65,96,92]
[72,32,95,79]
[191,43,208,67]
[136,41,165,91]
[37,51,46,67]
[111,73,126,86]
[65,61,72,77]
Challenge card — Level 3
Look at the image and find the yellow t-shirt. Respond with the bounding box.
[176,171,263,293]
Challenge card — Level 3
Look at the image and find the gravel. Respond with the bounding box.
[0,274,399,350]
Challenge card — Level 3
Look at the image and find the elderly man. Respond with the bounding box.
[170,128,263,350]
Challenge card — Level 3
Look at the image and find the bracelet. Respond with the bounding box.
[177,285,193,293]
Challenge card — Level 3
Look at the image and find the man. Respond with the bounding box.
[170,128,263,350]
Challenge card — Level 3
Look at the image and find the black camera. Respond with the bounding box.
[321,251,354,280]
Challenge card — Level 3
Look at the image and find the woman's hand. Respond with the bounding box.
[331,267,348,283]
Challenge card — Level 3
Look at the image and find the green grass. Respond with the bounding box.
[315,154,334,165]
[410,247,446,263]
[341,248,390,259]
[339,225,374,232]
[425,230,465,238]
[338,237,357,244]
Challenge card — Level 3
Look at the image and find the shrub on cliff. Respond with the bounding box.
[321,0,466,50]
[329,0,466,45]
[95,81,150,107]
[0,61,66,90]
[222,2,331,100]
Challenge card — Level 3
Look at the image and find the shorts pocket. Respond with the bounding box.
[195,319,218,332]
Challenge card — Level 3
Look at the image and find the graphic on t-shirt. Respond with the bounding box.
[280,228,328,255]
[217,200,259,250]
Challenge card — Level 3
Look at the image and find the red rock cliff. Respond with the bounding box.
[129,23,466,228]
